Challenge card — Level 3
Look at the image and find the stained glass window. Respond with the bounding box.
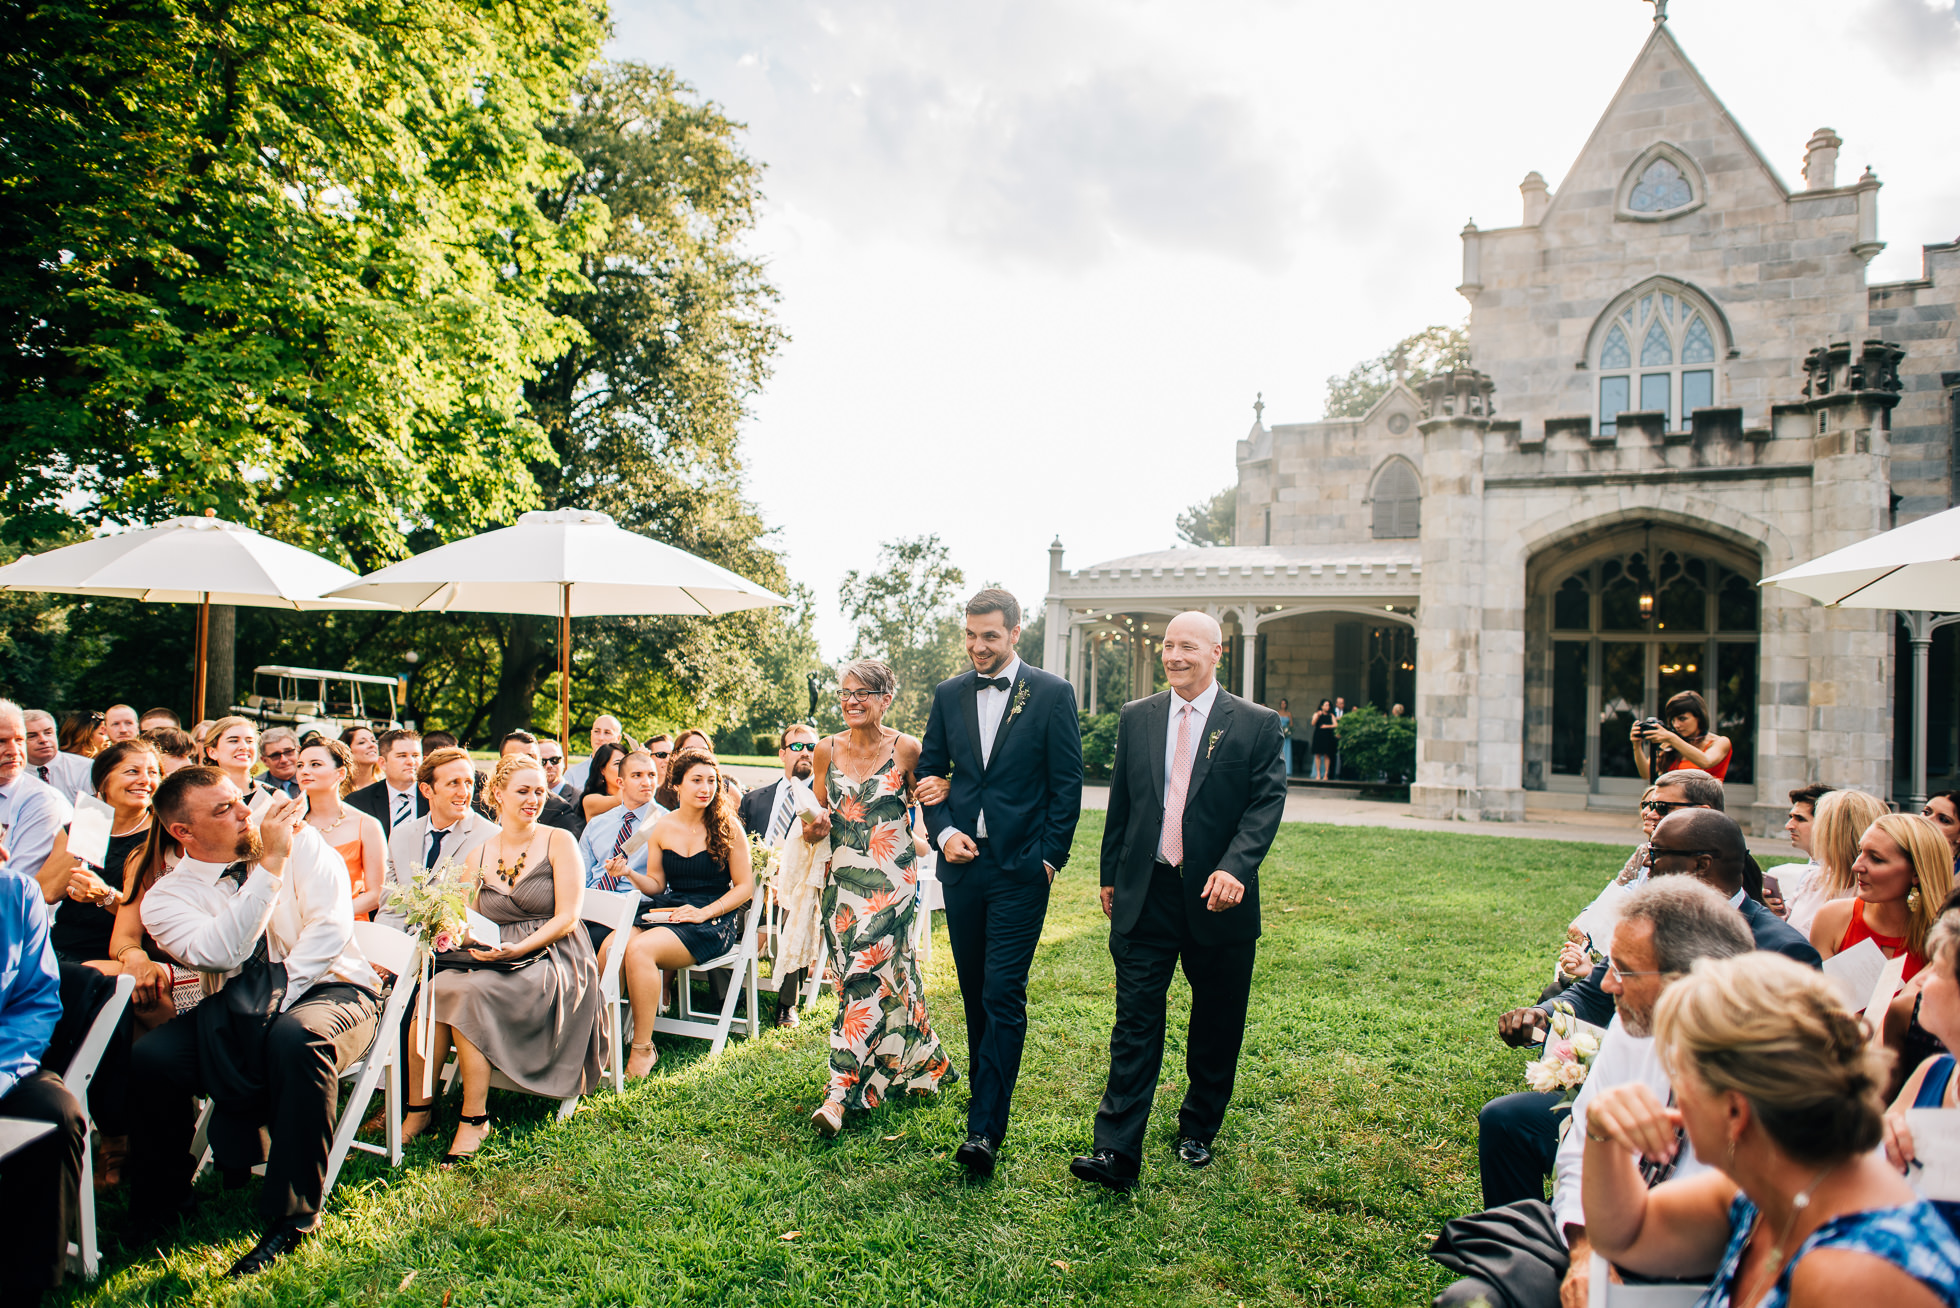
[1628,159,1693,213]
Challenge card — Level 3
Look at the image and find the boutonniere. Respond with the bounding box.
[1007,680,1032,720]
[1206,729,1224,759]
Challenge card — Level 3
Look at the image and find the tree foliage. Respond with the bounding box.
[1321,323,1469,420]
[1176,486,1236,547]
[840,536,967,735]
[0,0,607,560]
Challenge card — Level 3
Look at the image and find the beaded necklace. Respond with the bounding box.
[490,835,530,889]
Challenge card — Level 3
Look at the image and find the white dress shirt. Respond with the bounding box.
[34,753,94,801]
[382,781,417,831]
[562,760,591,794]
[1550,1016,1707,1239]
[142,824,379,1008]
[1779,858,1844,939]
[1161,679,1223,808]
[941,655,1022,844]
[0,772,73,886]
[580,798,665,884]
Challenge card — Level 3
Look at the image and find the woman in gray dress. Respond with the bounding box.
[407,752,602,1165]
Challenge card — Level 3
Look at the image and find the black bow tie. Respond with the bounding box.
[975,676,1010,694]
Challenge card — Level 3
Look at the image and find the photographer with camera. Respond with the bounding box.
[1630,690,1731,783]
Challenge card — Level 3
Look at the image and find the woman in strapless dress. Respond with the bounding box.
[611,748,755,1080]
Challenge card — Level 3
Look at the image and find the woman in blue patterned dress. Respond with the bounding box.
[1581,952,1960,1308]
[799,658,954,1137]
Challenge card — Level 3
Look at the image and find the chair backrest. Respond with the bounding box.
[63,973,135,1100]
[581,886,639,932]
[1587,1253,1705,1308]
[351,919,418,976]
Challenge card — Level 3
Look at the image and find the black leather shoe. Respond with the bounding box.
[225,1221,312,1278]
[1173,1136,1213,1169]
[954,1132,997,1178]
[1069,1148,1139,1190]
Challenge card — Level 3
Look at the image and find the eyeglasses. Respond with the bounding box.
[1641,800,1693,815]
[651,749,671,759]
[839,689,886,703]
[1641,845,1718,866]
[262,748,297,761]
[783,742,816,753]
[538,754,563,765]
[1606,956,1665,980]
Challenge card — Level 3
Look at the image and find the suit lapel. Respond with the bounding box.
[960,673,986,773]
[985,668,1032,770]
[1184,690,1235,804]
[1144,691,1170,809]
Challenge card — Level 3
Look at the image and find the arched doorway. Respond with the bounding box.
[1525,523,1760,800]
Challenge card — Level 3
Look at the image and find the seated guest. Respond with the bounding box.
[740,724,821,1025]
[673,728,712,755]
[0,702,75,889]
[1432,879,1752,1307]
[576,740,631,829]
[296,738,388,920]
[615,749,756,1080]
[1812,813,1955,980]
[103,704,139,744]
[560,714,622,794]
[344,726,382,792]
[23,709,91,796]
[1582,952,1960,1306]
[33,741,161,980]
[137,707,180,732]
[142,726,198,776]
[1788,789,1889,940]
[257,728,302,798]
[1771,783,1834,930]
[497,730,575,829]
[406,754,601,1162]
[1559,785,1664,984]
[1882,889,1960,1236]
[0,855,88,1308]
[347,729,425,835]
[1925,791,1960,872]
[104,820,186,1031]
[578,749,664,956]
[377,747,499,933]
[128,768,381,1277]
[202,716,277,804]
[58,709,106,775]
[530,736,579,831]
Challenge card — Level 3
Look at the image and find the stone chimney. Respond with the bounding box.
[1802,128,1841,191]
[1520,171,1549,225]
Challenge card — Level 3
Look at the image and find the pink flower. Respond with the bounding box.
[432,931,455,953]
[1545,1039,1574,1063]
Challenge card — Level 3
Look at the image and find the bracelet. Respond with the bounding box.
[115,944,145,963]
[1586,1129,1611,1144]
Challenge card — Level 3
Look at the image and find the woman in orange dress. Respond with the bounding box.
[1813,813,1957,982]
[297,737,389,920]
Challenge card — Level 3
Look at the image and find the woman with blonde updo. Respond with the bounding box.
[1582,953,1960,1306]
[409,753,602,1165]
[1785,789,1889,939]
[1813,813,1955,982]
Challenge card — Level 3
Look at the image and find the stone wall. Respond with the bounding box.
[1870,241,1960,521]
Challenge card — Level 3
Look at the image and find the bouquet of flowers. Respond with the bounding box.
[748,833,780,889]
[1524,1000,1604,1106]
[382,857,475,953]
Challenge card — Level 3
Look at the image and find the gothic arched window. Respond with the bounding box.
[1370,459,1421,539]
[1593,281,1725,436]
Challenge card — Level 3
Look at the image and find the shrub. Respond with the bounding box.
[1079,712,1120,780]
[1335,704,1416,782]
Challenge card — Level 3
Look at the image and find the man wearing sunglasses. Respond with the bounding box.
[741,725,822,1026]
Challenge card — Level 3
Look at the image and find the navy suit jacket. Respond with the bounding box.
[917,663,1083,884]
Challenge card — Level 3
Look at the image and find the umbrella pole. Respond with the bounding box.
[559,583,572,746]
[193,594,210,722]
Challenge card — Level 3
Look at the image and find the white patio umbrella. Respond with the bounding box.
[324,507,788,740]
[0,510,392,716]
[1762,503,1960,803]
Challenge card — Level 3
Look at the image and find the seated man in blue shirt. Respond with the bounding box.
[578,748,665,957]
[0,841,88,1308]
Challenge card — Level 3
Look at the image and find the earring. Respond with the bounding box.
[1725,1135,1737,1171]
[1909,883,1923,914]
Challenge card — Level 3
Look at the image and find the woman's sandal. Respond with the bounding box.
[625,1041,659,1080]
[400,1102,436,1142]
[811,1102,844,1138]
[440,1113,492,1168]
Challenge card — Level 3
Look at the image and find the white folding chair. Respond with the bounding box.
[912,851,943,966]
[650,892,766,1056]
[1586,1253,1705,1308]
[63,973,134,1278]
[581,887,640,1094]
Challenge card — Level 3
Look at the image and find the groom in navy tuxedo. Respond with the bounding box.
[916,588,1083,1177]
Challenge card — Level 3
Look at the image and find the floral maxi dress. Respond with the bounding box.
[821,755,954,1111]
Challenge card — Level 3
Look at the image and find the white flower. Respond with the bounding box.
[1524,1059,1561,1093]
[1573,1032,1600,1060]
[1548,1010,1572,1039]
[1558,1060,1590,1089]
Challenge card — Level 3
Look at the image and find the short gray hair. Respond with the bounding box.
[1618,877,1752,975]
[260,726,298,752]
[0,698,22,730]
[837,659,897,696]
[22,709,54,729]
[1655,768,1725,812]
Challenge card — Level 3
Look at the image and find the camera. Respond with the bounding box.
[1634,717,1664,740]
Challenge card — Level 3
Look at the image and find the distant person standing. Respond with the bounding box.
[1308,700,1335,781]
[561,715,622,794]
[1275,699,1293,776]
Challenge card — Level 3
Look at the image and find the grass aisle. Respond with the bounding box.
[70,817,1618,1306]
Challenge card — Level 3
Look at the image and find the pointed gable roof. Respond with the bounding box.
[1541,23,1790,225]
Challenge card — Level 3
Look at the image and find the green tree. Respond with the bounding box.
[840,536,967,734]
[1176,487,1236,547]
[1321,323,1469,420]
[1,0,606,559]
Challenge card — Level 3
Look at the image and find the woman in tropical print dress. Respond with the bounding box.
[799,657,956,1136]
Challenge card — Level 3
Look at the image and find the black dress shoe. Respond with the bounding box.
[225,1221,312,1278]
[1069,1148,1139,1191]
[953,1132,997,1178]
[1173,1136,1213,1169]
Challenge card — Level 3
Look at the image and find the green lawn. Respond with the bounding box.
[68,818,1647,1307]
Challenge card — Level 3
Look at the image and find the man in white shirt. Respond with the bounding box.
[21,709,91,798]
[1775,782,1833,936]
[347,729,424,834]
[560,714,622,795]
[376,748,498,931]
[1429,879,1751,1308]
[126,766,381,1278]
[0,701,74,880]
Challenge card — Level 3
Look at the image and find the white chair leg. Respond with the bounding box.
[189,1099,214,1184]
[385,1056,403,1167]
[71,1136,98,1277]
[556,1096,578,1122]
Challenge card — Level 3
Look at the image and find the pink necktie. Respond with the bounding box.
[1162,704,1194,866]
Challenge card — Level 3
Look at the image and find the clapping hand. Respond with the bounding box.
[257,794,306,862]
[913,776,950,807]
[1557,941,1590,980]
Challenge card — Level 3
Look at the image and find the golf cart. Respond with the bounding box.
[234,664,401,740]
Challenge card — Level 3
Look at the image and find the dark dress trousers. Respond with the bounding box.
[1093,686,1287,1163]
[346,780,426,834]
[918,663,1083,1144]
[738,778,783,838]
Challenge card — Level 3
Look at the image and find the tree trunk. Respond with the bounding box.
[203,603,236,721]
[485,615,553,744]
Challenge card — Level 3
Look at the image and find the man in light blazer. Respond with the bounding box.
[1071,610,1287,1189]
[374,747,497,931]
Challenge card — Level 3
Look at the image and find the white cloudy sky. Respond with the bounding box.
[608,0,1960,657]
